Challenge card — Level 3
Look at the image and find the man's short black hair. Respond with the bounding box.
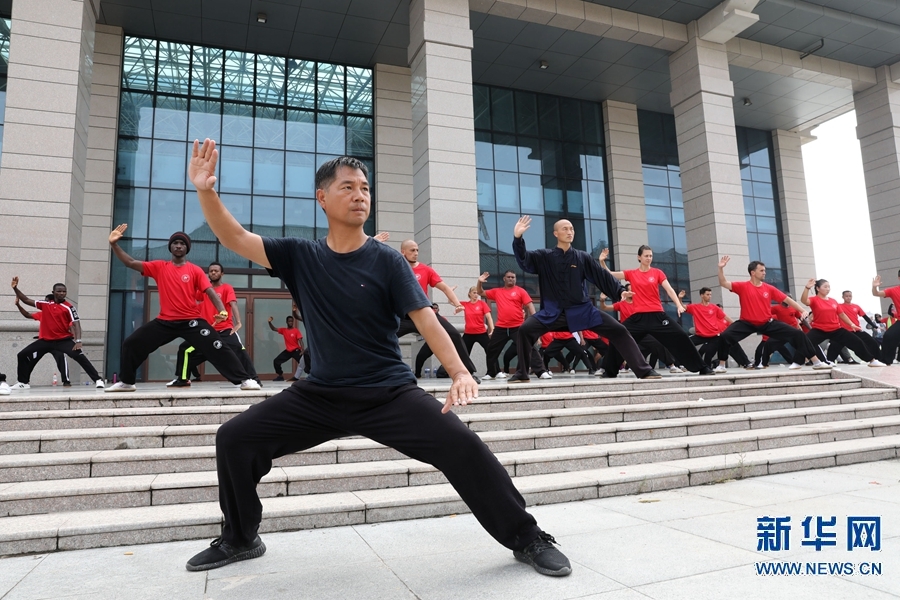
[315,156,369,191]
[209,261,224,272]
[52,283,66,291]
[503,270,516,277]
[842,290,851,296]
[748,260,765,274]
[699,287,711,295]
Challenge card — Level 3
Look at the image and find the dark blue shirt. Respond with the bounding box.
[513,236,625,330]
[264,236,431,387]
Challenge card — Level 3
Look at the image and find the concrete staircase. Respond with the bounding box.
[2,369,899,557]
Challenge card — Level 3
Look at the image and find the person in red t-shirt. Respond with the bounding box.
[15,296,71,386]
[10,278,104,389]
[871,273,900,363]
[541,331,595,374]
[716,256,828,371]
[599,245,712,375]
[475,270,550,379]
[836,290,881,363]
[171,262,260,387]
[679,288,752,369]
[461,287,493,360]
[600,292,676,371]
[268,315,304,380]
[802,279,884,367]
[105,226,258,392]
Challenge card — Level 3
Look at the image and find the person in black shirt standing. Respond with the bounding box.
[509,216,660,382]
[183,141,572,577]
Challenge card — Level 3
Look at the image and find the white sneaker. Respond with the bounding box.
[240,379,261,391]
[568,369,576,374]
[496,372,509,380]
[95,379,105,389]
[9,382,29,390]
[539,371,552,379]
[868,359,887,367]
[788,363,803,370]
[755,364,765,370]
[166,378,179,387]
[669,365,681,373]
[713,365,727,373]
[0,381,9,395]
[812,362,832,370]
[481,374,493,380]
[105,382,136,393]
[593,369,604,376]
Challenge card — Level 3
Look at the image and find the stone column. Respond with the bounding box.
[407,0,479,301]
[374,63,414,250]
[854,66,900,307]
[669,22,749,311]
[602,100,647,268]
[78,24,123,375]
[771,129,815,295]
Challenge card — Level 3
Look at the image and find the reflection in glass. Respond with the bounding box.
[317,63,345,112]
[123,38,157,91]
[153,95,188,140]
[188,100,221,142]
[285,152,315,197]
[120,92,154,137]
[224,50,254,102]
[255,54,286,106]
[495,171,519,212]
[285,197,316,239]
[222,102,254,146]
[254,106,285,150]
[157,42,191,95]
[117,138,151,187]
[253,149,284,196]
[317,113,345,155]
[287,59,316,109]
[150,140,187,189]
[191,46,223,98]
[218,146,253,194]
[346,66,373,114]
[477,169,495,211]
[286,110,315,152]
[347,116,373,157]
[148,190,185,238]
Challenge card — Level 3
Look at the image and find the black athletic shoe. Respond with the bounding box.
[273,375,285,382]
[471,374,481,384]
[507,373,531,383]
[699,366,715,376]
[171,379,191,387]
[514,532,572,577]
[287,377,298,382]
[186,536,266,572]
[640,369,662,380]
[62,382,72,387]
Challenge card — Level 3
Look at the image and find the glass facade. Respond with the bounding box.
[737,127,788,291]
[637,110,689,313]
[0,19,11,159]
[109,37,374,379]
[473,85,612,299]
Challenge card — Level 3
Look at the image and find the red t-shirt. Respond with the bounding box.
[730,281,787,325]
[540,332,554,348]
[277,327,303,352]
[33,300,76,340]
[684,303,726,337]
[553,331,574,340]
[463,300,490,334]
[838,303,866,331]
[142,261,212,321]
[808,295,842,332]
[198,283,237,332]
[411,263,441,297]
[771,304,801,329]
[485,286,533,328]
[623,268,666,313]
[612,300,636,321]
[582,329,599,340]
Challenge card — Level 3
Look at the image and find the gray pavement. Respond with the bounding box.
[2,459,899,600]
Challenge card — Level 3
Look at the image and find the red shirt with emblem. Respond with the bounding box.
[485,286,533,328]
[684,303,727,337]
[33,300,76,340]
[277,327,303,352]
[612,300,637,321]
[883,287,900,318]
[838,303,866,331]
[808,295,843,332]
[198,283,237,331]
[623,268,666,313]
[462,299,490,334]
[729,281,787,325]
[539,332,554,348]
[142,261,212,321]
[411,263,442,298]
[770,304,801,329]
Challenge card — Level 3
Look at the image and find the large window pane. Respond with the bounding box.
[255,54,285,106]
[153,95,188,141]
[252,195,284,237]
[517,138,541,174]
[222,102,254,146]
[317,63,345,112]
[224,50,254,102]
[218,146,252,194]
[587,180,606,219]
[114,188,150,239]
[253,149,284,196]
[285,152,315,197]
[346,66,372,115]
[475,132,493,170]
[317,113,345,155]
[477,169,495,210]
[220,193,251,226]
[151,140,187,189]
[520,174,542,213]
[156,42,190,95]
[148,190,185,238]
[116,138,151,187]
[495,171,519,212]
[123,38,157,91]
[285,197,316,239]
[191,45,223,98]
[254,106,285,149]
[286,110,316,152]
[188,100,221,142]
[119,92,154,138]
[347,116,373,157]
[287,59,316,109]
[474,85,491,130]
[491,88,515,133]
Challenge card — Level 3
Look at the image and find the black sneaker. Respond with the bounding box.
[507,373,531,383]
[63,382,72,387]
[514,532,572,577]
[171,379,191,387]
[699,366,715,375]
[186,536,266,571]
[639,369,662,380]
[273,375,285,382]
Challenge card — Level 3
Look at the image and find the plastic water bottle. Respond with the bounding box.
[52,373,58,386]
[424,367,431,379]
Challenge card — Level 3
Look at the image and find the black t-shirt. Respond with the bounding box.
[263,236,431,386]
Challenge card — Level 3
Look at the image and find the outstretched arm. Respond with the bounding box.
[661,279,686,315]
[267,317,278,332]
[718,256,733,292]
[14,298,32,319]
[873,276,887,298]
[838,312,860,331]
[598,248,625,279]
[800,278,814,306]
[190,139,270,268]
[512,216,538,274]
[109,225,144,272]
[475,271,489,298]
[10,277,35,307]
[205,287,228,323]
[434,281,464,313]
[408,306,477,414]
[784,296,808,318]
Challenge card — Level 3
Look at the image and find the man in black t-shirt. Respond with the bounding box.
[184,141,572,577]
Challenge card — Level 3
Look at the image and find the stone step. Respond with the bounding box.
[0,371,841,412]
[2,433,897,556]
[0,386,891,455]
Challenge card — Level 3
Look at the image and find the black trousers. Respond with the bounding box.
[639,335,675,368]
[808,328,875,362]
[397,314,477,374]
[690,334,750,367]
[754,339,790,367]
[462,332,491,357]
[604,312,705,374]
[17,338,100,384]
[718,320,818,363]
[584,338,609,360]
[215,380,542,550]
[516,312,653,378]
[176,329,259,381]
[118,318,249,385]
[828,331,879,362]
[273,349,302,375]
[882,324,900,364]
[484,327,522,376]
[542,339,593,371]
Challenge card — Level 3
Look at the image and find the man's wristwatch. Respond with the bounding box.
[217,310,228,317]
[73,339,81,343]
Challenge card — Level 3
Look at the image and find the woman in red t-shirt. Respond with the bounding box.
[801,278,885,367]
[599,245,711,375]
[462,287,494,359]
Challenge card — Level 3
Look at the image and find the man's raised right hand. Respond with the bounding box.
[109,224,128,245]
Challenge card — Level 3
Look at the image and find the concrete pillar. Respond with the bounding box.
[374,63,414,250]
[77,24,123,375]
[669,22,749,311]
[771,129,815,295]
[407,0,479,303]
[602,100,648,268]
[854,66,900,308]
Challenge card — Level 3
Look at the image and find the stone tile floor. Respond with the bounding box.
[1,459,898,600]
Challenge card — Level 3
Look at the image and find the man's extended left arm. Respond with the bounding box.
[408,306,477,414]
[583,253,625,302]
